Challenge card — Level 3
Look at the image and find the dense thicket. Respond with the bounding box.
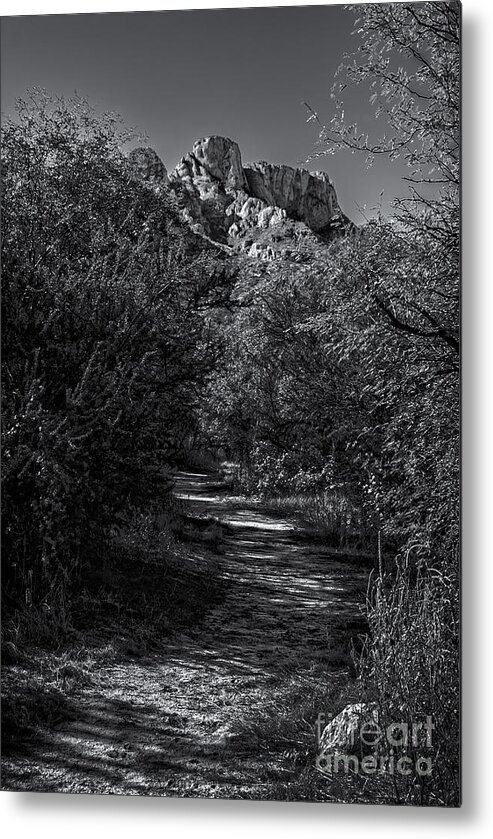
[204,1,460,563]
[197,2,460,804]
[205,215,459,558]
[2,93,235,606]
[2,2,459,803]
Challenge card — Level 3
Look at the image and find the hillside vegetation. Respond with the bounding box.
[2,2,459,806]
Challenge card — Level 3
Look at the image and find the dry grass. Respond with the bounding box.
[259,491,368,552]
[227,670,368,802]
[1,498,226,757]
[225,550,460,806]
[353,552,460,806]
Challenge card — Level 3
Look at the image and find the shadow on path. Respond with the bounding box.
[3,470,369,797]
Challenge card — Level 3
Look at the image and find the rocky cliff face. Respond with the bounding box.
[130,136,353,260]
[243,161,339,232]
[172,136,247,194]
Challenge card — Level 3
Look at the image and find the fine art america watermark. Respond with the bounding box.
[315,712,435,778]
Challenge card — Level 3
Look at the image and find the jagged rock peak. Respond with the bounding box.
[171,136,247,192]
[170,136,346,234]
[131,136,353,260]
[128,147,168,188]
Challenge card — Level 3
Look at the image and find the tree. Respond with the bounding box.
[2,92,235,604]
[320,3,459,193]
[308,1,459,351]
[304,2,460,553]
[304,9,460,801]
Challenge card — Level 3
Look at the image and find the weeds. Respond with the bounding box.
[258,492,368,551]
[352,551,460,805]
[228,545,460,805]
[228,670,364,802]
[1,493,226,753]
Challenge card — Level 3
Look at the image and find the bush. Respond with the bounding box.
[1,92,233,609]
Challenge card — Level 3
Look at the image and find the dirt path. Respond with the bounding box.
[3,471,368,797]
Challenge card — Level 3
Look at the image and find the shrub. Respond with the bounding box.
[1,92,233,608]
[354,552,460,806]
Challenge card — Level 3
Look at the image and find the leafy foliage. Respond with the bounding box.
[198,6,460,804]
[207,2,459,558]
[2,92,235,604]
[2,4,460,801]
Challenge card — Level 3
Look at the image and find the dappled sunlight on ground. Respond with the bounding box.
[2,470,369,797]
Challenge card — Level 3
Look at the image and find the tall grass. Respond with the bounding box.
[352,550,460,806]
[259,491,368,551]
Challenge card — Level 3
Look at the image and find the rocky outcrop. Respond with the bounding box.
[130,136,353,259]
[244,162,339,232]
[172,136,247,195]
[128,147,168,189]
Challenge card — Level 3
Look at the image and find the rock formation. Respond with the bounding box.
[172,136,247,194]
[130,136,354,260]
[243,161,340,232]
[128,147,168,190]
[319,703,379,757]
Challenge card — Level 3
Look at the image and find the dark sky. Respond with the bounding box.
[1,6,409,222]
